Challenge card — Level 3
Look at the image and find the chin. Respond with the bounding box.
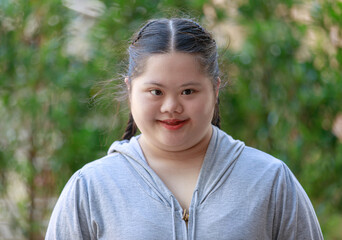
[160,139,193,151]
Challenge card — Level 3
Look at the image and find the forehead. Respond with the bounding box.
[134,52,208,84]
[145,52,201,71]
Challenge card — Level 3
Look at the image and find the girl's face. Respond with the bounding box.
[127,52,219,152]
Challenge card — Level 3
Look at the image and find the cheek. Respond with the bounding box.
[131,94,158,115]
[188,96,215,116]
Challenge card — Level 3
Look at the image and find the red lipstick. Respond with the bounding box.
[158,119,189,130]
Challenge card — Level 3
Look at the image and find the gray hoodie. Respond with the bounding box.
[45,126,323,239]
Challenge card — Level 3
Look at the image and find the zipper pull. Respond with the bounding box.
[182,209,189,222]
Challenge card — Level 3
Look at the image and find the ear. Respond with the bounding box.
[125,77,132,101]
[125,77,130,90]
[215,77,221,98]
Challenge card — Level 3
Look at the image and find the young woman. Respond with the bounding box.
[46,18,323,239]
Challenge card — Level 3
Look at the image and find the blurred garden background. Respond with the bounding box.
[1,0,342,239]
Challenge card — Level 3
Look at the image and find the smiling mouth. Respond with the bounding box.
[158,119,189,130]
[160,119,186,125]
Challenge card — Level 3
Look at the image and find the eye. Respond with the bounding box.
[150,89,163,96]
[181,89,195,95]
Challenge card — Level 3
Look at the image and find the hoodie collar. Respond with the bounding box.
[195,126,245,205]
[107,126,245,208]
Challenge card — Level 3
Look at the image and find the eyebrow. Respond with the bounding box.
[144,81,202,87]
[144,82,164,87]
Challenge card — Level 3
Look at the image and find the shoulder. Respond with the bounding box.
[55,153,126,198]
[235,145,307,199]
[74,152,132,185]
[213,127,288,180]
[240,146,285,170]
[78,137,143,179]
[229,145,287,187]
[81,153,124,174]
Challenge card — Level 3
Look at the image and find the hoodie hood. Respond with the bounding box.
[108,135,174,208]
[107,126,245,205]
[107,126,245,239]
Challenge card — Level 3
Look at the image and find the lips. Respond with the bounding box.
[158,119,189,130]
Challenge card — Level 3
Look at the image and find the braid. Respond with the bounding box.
[131,20,157,46]
[211,97,221,129]
[182,19,215,43]
[121,112,138,140]
[189,19,211,36]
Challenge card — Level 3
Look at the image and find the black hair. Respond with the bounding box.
[122,18,221,140]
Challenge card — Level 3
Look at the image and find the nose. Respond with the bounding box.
[160,95,183,114]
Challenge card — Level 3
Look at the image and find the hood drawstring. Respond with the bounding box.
[170,195,177,240]
[191,190,199,240]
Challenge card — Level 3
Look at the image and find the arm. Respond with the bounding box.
[273,163,323,240]
[45,171,94,240]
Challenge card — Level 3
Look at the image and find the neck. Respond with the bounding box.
[138,127,212,168]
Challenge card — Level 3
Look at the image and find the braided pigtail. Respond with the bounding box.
[211,97,221,129]
[131,20,158,46]
[121,112,138,140]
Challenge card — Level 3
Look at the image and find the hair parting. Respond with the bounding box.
[168,20,175,50]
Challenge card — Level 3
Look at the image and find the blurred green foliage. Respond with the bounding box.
[0,0,341,239]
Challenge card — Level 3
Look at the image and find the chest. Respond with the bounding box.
[89,181,273,240]
[158,170,199,210]
[146,156,204,211]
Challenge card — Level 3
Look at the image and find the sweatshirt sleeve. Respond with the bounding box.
[272,163,323,240]
[45,171,94,240]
